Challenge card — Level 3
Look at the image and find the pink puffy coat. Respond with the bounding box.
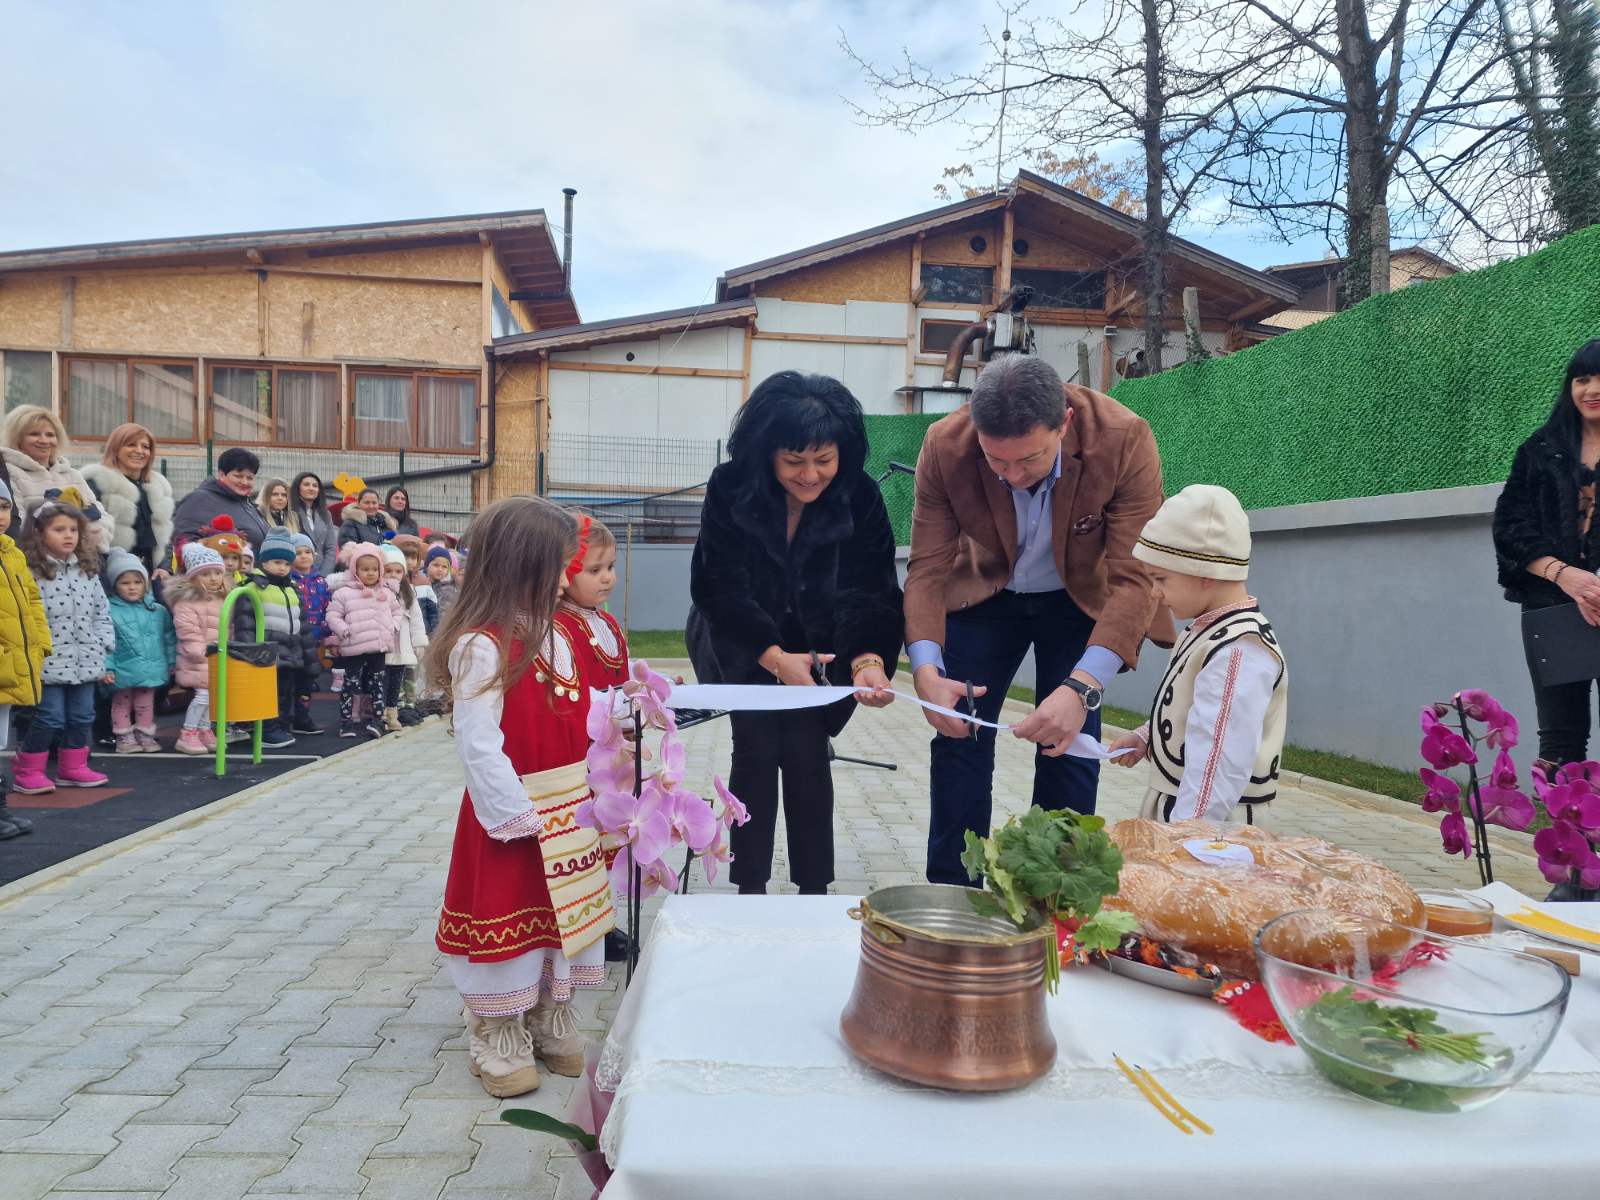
[169,587,225,690]
[326,578,401,656]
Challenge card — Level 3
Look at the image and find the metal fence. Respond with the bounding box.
[543,433,722,544]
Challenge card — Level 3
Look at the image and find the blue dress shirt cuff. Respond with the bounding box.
[907,640,945,676]
[1072,645,1124,689]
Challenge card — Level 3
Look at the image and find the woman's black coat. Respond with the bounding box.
[687,461,904,707]
[1493,428,1584,608]
[339,513,390,549]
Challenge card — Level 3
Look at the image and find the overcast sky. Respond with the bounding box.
[0,0,1328,322]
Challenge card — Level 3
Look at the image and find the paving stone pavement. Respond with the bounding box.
[0,671,1544,1198]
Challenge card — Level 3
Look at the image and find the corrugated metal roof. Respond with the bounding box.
[490,297,757,356]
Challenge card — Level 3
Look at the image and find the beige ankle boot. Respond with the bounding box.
[384,706,403,733]
[528,992,587,1077]
[465,1009,541,1097]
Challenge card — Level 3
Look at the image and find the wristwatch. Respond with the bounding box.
[1063,677,1104,711]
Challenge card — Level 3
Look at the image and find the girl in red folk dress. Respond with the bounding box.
[553,517,629,690]
[429,497,616,1099]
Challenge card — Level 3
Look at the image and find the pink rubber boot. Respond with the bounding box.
[56,747,108,788]
[10,750,55,795]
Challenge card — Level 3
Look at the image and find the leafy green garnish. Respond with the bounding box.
[1296,986,1497,1112]
[963,806,1128,992]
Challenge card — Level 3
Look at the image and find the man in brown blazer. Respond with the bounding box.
[905,354,1171,884]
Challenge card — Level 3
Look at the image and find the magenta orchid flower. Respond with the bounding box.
[1478,783,1536,831]
[1544,781,1600,835]
[1419,710,1476,770]
[1560,761,1600,788]
[1534,820,1600,888]
[665,790,720,854]
[700,828,732,883]
[1438,811,1472,858]
[713,774,749,827]
[1418,768,1461,814]
[1455,690,1504,723]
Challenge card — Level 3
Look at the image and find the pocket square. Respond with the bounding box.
[1072,514,1105,535]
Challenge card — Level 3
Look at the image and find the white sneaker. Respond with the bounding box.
[465,1009,540,1097]
[528,993,587,1077]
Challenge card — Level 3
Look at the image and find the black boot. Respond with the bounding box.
[0,770,31,838]
[291,697,323,736]
[603,929,633,962]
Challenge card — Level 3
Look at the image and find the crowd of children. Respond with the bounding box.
[0,483,466,833]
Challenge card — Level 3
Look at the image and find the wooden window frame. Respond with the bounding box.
[207,361,341,450]
[919,318,981,359]
[348,368,479,453]
[61,354,201,444]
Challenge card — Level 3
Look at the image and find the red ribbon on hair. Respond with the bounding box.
[565,515,593,583]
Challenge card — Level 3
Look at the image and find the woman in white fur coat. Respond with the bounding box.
[82,423,174,575]
[0,406,116,555]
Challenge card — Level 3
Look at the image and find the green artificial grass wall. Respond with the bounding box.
[863,224,1600,541]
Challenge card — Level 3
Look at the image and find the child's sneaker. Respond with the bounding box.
[260,721,296,749]
[363,717,387,740]
[175,728,208,755]
[200,727,217,751]
[339,721,360,739]
[114,731,140,754]
[225,724,250,744]
[134,729,161,752]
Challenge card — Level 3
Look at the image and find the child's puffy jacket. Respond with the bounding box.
[107,594,176,690]
[231,571,319,672]
[326,578,401,656]
[36,559,116,686]
[292,569,332,641]
[385,588,429,667]
[0,535,51,706]
[169,585,224,690]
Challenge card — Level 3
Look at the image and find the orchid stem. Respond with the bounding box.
[626,708,645,983]
[1453,699,1495,887]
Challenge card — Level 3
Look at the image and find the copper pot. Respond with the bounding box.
[839,884,1056,1092]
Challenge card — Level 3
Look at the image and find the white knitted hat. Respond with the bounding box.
[1132,484,1251,582]
[182,542,225,576]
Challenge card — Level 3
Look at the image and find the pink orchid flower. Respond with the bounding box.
[665,789,720,854]
[1420,710,1476,770]
[637,857,680,900]
[1534,820,1600,888]
[587,689,626,750]
[713,774,750,827]
[700,828,733,884]
[1455,690,1504,723]
[1545,781,1600,835]
[656,730,686,791]
[1438,811,1472,859]
[1418,768,1461,814]
[1478,784,1536,831]
[592,782,672,865]
[1560,761,1600,788]
[623,660,675,730]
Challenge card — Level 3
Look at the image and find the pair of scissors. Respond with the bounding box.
[960,679,980,740]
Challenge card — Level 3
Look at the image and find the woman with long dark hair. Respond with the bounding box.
[1494,339,1600,764]
[290,472,338,575]
[687,371,903,895]
[385,487,421,537]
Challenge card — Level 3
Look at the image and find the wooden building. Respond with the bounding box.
[1260,247,1461,332]
[488,170,1297,506]
[0,210,577,518]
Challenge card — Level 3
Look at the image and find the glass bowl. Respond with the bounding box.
[1414,889,1495,937]
[1255,909,1570,1112]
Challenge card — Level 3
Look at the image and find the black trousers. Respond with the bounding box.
[727,707,834,893]
[384,664,407,708]
[1529,675,1599,765]
[339,653,386,722]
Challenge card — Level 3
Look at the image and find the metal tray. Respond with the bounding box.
[1097,953,1217,996]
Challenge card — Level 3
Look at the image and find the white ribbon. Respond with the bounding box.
[653,683,1136,761]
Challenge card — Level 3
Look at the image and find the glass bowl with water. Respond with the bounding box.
[1255,909,1570,1112]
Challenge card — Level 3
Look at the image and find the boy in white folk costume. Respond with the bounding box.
[1108,485,1288,825]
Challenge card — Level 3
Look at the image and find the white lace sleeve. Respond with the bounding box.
[450,633,540,840]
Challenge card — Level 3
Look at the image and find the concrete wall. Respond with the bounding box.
[610,542,696,633]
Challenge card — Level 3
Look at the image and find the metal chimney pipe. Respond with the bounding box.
[561,188,576,294]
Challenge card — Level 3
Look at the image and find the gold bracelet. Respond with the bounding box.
[851,655,885,677]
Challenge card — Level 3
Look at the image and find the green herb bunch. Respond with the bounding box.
[961,806,1138,993]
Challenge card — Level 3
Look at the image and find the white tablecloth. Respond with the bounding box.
[597,893,1599,1200]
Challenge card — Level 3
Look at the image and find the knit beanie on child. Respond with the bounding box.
[379,544,407,571]
[0,477,11,505]
[290,532,315,554]
[183,543,226,576]
[259,527,297,565]
[104,548,148,588]
[200,515,246,557]
[424,545,452,568]
[1132,484,1252,582]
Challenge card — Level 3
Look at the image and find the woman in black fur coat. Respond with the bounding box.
[1493,339,1600,764]
[688,371,904,896]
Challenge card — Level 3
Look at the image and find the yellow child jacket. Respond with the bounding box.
[0,535,52,706]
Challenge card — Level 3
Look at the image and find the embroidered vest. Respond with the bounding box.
[1147,604,1288,805]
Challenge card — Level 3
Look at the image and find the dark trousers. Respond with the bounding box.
[1529,675,1598,765]
[339,653,386,722]
[727,707,834,893]
[927,589,1101,886]
[22,682,97,752]
[383,664,407,708]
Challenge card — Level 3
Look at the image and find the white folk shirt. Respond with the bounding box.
[1136,601,1287,824]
